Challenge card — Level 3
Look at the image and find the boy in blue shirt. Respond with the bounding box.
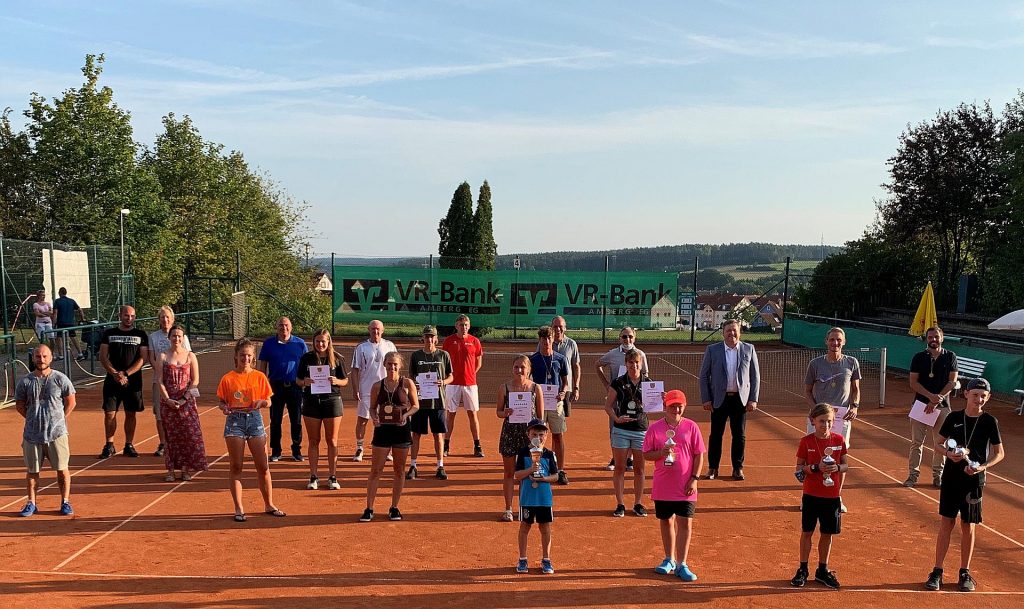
[514,418,559,574]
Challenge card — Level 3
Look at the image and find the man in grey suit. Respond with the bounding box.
[698,319,760,481]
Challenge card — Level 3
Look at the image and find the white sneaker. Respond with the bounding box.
[386,452,394,462]
[307,476,319,490]
[353,447,364,462]
[327,476,341,490]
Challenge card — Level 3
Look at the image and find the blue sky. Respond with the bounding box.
[3,1,1023,257]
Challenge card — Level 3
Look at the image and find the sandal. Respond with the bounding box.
[164,472,176,482]
[501,510,514,522]
[233,513,247,522]
[265,508,287,517]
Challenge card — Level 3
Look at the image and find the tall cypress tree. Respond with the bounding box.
[473,180,497,270]
[438,181,475,269]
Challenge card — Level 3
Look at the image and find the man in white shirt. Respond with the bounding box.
[350,320,396,461]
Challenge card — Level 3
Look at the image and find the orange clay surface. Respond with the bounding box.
[1,339,1021,609]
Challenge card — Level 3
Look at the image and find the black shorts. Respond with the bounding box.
[371,423,412,449]
[801,494,842,535]
[411,408,447,435]
[939,481,984,523]
[303,396,343,419]
[102,380,144,413]
[520,506,553,524]
[654,500,696,520]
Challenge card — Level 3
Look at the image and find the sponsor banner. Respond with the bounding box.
[333,266,678,329]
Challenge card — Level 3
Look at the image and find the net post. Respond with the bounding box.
[879,346,887,408]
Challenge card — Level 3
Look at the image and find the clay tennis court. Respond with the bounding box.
[2,339,1022,609]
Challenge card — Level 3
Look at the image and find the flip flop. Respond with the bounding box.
[265,508,286,517]
[233,513,247,522]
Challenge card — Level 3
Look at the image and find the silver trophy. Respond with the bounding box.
[663,429,677,466]
[530,437,544,486]
[821,447,836,487]
[945,438,979,469]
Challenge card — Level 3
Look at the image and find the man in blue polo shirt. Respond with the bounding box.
[258,317,308,462]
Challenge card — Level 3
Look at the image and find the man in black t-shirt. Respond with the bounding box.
[905,326,958,488]
[407,326,453,481]
[97,306,149,459]
[924,378,1004,593]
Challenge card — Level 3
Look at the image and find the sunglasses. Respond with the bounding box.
[620,335,635,339]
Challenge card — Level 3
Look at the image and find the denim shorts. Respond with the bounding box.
[224,410,266,439]
[610,426,646,450]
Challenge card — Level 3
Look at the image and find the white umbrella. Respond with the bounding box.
[988,309,1024,330]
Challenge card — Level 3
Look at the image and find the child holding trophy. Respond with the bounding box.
[791,403,849,589]
[216,338,285,522]
[642,389,705,581]
[924,377,1004,592]
[513,418,559,574]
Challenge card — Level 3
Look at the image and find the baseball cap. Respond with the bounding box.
[663,389,687,407]
[965,378,991,392]
[421,325,437,336]
[527,417,549,431]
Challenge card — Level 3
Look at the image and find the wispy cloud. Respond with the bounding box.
[687,32,902,58]
[925,35,1024,50]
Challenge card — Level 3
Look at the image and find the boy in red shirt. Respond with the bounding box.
[791,403,849,589]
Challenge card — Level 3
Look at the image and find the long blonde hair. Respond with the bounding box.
[312,328,338,369]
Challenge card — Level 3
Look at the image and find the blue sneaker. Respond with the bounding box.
[60,501,74,516]
[516,558,529,574]
[676,563,698,582]
[541,558,555,574]
[20,502,37,517]
[655,558,677,575]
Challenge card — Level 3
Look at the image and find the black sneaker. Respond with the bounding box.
[122,444,139,458]
[406,465,418,480]
[606,458,616,471]
[633,503,648,517]
[443,440,450,457]
[612,504,626,518]
[76,353,88,361]
[359,508,374,522]
[626,455,634,471]
[98,443,116,459]
[388,506,403,521]
[473,445,485,458]
[153,443,165,457]
[270,453,282,462]
[814,567,841,589]
[557,470,569,485]
[292,450,304,462]
[435,466,448,480]
[925,568,942,591]
[958,570,976,592]
[791,567,808,587]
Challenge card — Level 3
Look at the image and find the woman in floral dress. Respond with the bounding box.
[156,324,207,481]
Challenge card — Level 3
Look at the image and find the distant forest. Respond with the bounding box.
[322,243,842,273]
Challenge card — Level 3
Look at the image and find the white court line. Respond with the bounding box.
[1,405,223,512]
[758,408,1024,551]
[52,452,228,571]
[3,568,1023,594]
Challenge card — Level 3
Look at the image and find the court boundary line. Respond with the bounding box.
[52,452,228,571]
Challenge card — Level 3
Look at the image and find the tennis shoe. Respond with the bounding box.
[359,508,374,522]
[676,564,698,582]
[925,568,942,591]
[327,476,341,490]
[435,466,448,480]
[20,502,37,517]
[516,558,529,574]
[352,447,363,462]
[122,443,139,458]
[406,465,417,480]
[388,507,403,521]
[958,570,976,592]
[654,558,677,575]
[541,558,555,574]
[814,567,841,589]
[98,443,115,459]
[612,504,626,518]
[633,503,647,517]
[60,501,74,516]
[307,476,318,490]
[791,567,808,587]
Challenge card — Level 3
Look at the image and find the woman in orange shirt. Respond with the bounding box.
[217,338,285,522]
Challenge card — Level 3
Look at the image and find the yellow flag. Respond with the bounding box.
[909,281,938,337]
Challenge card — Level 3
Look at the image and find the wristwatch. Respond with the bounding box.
[810,464,820,473]
[850,403,859,408]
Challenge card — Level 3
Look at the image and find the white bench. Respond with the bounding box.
[953,357,987,396]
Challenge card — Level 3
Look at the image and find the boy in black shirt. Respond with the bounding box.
[924,378,1005,592]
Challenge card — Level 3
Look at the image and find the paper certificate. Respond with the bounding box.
[541,384,559,411]
[641,380,665,412]
[831,407,849,434]
[416,372,440,400]
[908,399,942,426]
[309,365,332,395]
[508,392,533,423]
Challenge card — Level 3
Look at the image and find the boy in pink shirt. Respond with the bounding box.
[642,389,705,581]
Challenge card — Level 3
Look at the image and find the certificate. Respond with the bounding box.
[641,380,665,412]
[508,391,533,424]
[908,399,941,426]
[831,407,849,434]
[541,384,559,411]
[309,365,332,395]
[416,372,440,400]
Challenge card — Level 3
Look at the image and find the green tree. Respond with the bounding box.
[876,102,1004,309]
[438,181,475,270]
[0,108,37,237]
[473,180,497,270]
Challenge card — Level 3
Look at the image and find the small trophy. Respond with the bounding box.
[624,399,639,418]
[530,437,544,488]
[379,403,403,425]
[663,429,677,466]
[945,439,979,469]
[821,447,836,488]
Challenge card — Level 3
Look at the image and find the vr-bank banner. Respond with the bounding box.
[333,266,679,329]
